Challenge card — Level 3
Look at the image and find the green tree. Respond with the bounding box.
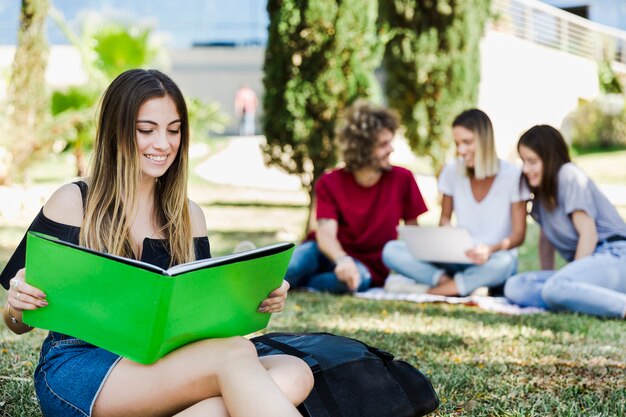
[1,0,49,184]
[380,0,491,171]
[49,86,100,176]
[263,0,383,219]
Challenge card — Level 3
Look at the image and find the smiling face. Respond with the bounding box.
[452,126,476,168]
[518,144,543,187]
[371,128,395,171]
[135,96,181,180]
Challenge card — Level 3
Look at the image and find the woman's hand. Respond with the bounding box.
[4,268,47,333]
[258,280,289,313]
[7,269,48,311]
[465,244,491,265]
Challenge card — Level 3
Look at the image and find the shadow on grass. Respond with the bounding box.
[334,292,619,339]
[270,292,626,416]
[426,359,626,417]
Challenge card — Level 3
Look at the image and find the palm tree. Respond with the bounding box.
[47,7,161,176]
[48,7,229,176]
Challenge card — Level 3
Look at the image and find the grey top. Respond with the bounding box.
[530,163,626,261]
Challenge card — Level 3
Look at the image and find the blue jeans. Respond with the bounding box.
[382,240,517,296]
[284,241,372,293]
[504,241,626,318]
[34,332,121,417]
[239,111,255,135]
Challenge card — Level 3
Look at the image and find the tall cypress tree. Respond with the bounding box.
[380,0,491,171]
[263,0,383,214]
[2,0,49,184]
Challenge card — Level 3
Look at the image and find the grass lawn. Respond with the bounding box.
[0,144,625,416]
[1,286,625,416]
[573,149,626,185]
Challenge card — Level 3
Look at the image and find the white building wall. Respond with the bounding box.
[478,29,599,159]
[169,47,265,134]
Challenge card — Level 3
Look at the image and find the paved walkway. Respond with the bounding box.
[194,136,302,191]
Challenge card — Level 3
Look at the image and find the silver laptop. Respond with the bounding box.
[397,225,474,264]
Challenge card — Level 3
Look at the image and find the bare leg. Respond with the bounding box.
[172,354,313,417]
[259,354,313,405]
[172,353,312,417]
[173,398,228,417]
[93,337,308,417]
[438,274,453,285]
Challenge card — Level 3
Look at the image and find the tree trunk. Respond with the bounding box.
[2,0,49,184]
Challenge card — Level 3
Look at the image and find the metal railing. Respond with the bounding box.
[491,0,626,65]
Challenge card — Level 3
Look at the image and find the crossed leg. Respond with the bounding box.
[93,336,313,417]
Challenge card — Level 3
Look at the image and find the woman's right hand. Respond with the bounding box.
[6,268,48,322]
[465,244,491,265]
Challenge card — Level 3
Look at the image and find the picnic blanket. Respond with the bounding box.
[356,275,546,315]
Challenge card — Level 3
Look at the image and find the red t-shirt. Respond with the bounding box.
[313,166,427,287]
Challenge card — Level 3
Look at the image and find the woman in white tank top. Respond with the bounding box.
[383,109,530,296]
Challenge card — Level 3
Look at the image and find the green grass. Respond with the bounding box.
[0,144,625,416]
[2,290,624,416]
[572,149,626,185]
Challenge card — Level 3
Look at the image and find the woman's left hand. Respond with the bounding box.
[465,244,491,265]
[258,280,290,313]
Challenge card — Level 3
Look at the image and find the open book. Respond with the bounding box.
[23,232,294,364]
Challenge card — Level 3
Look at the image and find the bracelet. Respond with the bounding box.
[7,304,19,325]
[335,255,352,264]
[7,305,32,329]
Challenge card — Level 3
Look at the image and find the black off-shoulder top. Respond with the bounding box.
[0,182,211,289]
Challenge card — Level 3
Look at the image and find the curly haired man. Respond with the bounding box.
[284,100,428,293]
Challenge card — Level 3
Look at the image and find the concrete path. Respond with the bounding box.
[194,136,302,191]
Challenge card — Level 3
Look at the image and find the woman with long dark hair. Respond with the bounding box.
[504,125,626,318]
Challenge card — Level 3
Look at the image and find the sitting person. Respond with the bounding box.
[284,100,428,293]
[1,69,313,417]
[383,109,529,296]
[504,125,626,318]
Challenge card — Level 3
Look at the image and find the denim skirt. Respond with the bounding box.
[34,332,121,417]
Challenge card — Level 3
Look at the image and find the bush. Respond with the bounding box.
[567,96,626,150]
[598,59,623,95]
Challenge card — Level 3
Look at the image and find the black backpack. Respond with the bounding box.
[252,332,439,417]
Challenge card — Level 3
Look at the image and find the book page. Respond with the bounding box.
[166,242,294,276]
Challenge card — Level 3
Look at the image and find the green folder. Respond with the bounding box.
[23,232,294,364]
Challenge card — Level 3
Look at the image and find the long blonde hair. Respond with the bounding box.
[453,109,499,179]
[80,69,195,266]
